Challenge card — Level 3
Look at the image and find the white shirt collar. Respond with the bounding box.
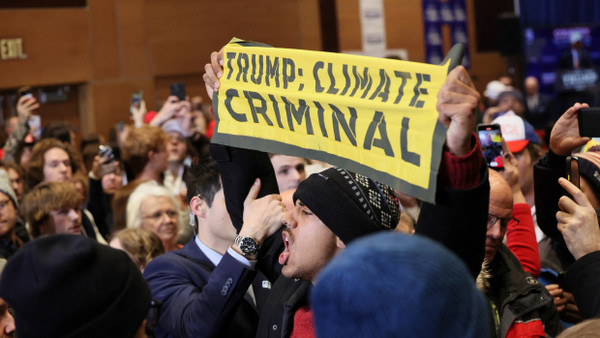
[195,236,222,266]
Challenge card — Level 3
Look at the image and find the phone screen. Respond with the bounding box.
[98,144,115,164]
[130,91,143,115]
[28,115,41,140]
[478,124,504,169]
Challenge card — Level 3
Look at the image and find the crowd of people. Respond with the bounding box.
[0,45,599,338]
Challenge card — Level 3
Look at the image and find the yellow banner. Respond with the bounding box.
[212,39,460,203]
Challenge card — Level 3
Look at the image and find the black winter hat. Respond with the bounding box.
[0,234,151,338]
[293,167,400,244]
[575,152,600,196]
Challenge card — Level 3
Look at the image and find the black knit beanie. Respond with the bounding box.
[576,152,600,196]
[0,234,151,338]
[293,167,400,244]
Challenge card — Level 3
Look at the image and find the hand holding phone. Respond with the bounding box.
[18,86,33,100]
[16,88,40,124]
[130,91,143,115]
[478,124,504,169]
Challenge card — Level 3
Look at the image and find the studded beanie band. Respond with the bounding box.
[575,152,600,195]
[293,167,400,244]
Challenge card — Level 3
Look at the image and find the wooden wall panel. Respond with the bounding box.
[85,79,155,139]
[145,0,308,77]
[88,0,120,80]
[384,0,426,62]
[336,0,362,51]
[0,9,91,89]
[298,0,323,51]
[117,0,151,78]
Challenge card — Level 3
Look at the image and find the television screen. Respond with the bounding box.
[524,25,600,96]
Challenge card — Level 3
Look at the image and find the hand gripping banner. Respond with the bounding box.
[212,38,465,203]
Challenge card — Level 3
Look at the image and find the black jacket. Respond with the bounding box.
[534,150,576,269]
[486,245,563,338]
[565,250,600,318]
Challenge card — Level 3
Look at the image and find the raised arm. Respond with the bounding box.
[416,66,489,278]
[2,95,38,162]
[500,139,541,277]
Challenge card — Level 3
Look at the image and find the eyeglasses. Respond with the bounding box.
[145,299,162,336]
[487,214,519,230]
[142,210,178,221]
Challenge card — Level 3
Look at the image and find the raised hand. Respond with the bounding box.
[240,178,286,245]
[437,66,480,157]
[550,103,590,156]
[557,177,600,260]
[203,49,224,99]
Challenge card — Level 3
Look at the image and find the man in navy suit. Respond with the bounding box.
[143,158,285,337]
[559,31,593,71]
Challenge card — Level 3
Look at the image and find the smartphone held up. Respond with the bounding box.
[169,82,186,101]
[478,124,504,169]
[98,144,115,164]
[130,91,143,115]
[18,86,34,100]
[578,107,600,137]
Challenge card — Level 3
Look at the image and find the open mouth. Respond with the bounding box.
[279,231,291,265]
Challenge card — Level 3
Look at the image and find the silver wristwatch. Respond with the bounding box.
[234,235,260,256]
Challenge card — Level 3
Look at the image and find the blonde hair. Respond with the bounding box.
[126,181,181,231]
[112,228,164,270]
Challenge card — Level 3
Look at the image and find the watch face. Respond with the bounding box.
[239,237,259,255]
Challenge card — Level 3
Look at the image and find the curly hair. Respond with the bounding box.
[24,138,82,193]
[111,228,165,271]
[121,125,168,178]
[21,181,83,238]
